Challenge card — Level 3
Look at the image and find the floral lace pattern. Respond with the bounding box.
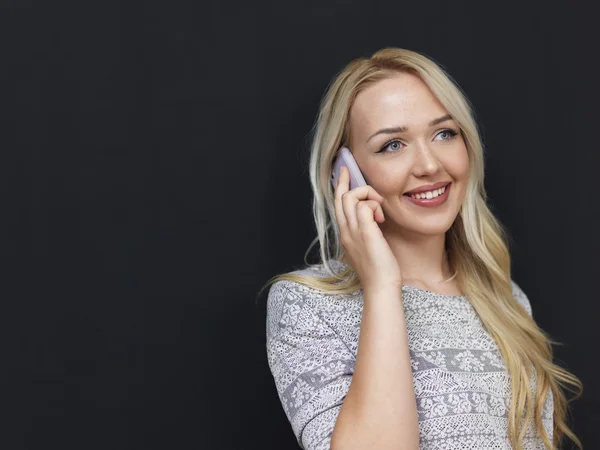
[266,260,553,449]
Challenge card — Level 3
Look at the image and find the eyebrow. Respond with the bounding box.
[366,114,455,143]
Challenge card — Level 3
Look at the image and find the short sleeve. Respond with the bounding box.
[511,280,533,318]
[266,280,355,450]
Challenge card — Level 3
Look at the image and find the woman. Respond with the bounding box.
[261,48,582,450]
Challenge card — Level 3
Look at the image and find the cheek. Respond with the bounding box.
[377,167,412,195]
[443,146,469,181]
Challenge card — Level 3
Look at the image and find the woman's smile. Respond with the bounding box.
[402,182,452,207]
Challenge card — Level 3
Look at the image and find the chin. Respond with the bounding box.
[398,215,458,237]
[409,224,453,237]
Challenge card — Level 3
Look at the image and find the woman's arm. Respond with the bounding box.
[266,281,355,449]
[330,283,419,450]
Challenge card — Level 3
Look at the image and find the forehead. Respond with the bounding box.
[349,72,448,137]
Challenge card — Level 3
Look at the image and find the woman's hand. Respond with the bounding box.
[334,166,403,290]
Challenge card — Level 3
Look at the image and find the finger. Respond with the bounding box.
[348,184,385,203]
[340,183,385,232]
[372,202,385,223]
[334,165,350,197]
[376,204,385,222]
[342,189,359,231]
[334,166,350,231]
[342,187,384,233]
[356,200,384,232]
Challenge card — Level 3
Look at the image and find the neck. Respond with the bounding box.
[340,227,451,285]
[383,229,450,284]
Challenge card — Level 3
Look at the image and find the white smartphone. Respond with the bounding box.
[331,147,368,190]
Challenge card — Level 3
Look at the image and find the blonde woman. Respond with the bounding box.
[261,48,582,450]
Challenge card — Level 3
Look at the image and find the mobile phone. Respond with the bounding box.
[331,147,368,190]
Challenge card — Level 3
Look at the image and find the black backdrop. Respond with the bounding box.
[2,1,598,449]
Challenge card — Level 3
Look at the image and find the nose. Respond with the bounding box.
[411,140,441,177]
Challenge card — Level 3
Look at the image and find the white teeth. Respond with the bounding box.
[410,186,446,200]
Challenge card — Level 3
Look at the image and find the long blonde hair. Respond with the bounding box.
[259,48,582,450]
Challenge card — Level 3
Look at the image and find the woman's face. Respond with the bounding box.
[347,71,469,238]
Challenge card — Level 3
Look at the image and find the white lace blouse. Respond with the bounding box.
[265,259,554,449]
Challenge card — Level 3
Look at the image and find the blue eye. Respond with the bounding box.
[436,129,458,141]
[376,128,459,154]
[376,139,404,154]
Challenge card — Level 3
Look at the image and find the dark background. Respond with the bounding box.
[1,1,598,449]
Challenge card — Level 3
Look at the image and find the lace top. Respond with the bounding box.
[265,260,553,450]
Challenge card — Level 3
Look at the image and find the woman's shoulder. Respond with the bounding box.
[510,279,533,317]
[268,263,533,316]
[288,258,348,277]
[267,259,349,298]
[265,259,360,336]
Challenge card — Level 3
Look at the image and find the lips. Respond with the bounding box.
[403,182,451,207]
[403,181,451,196]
